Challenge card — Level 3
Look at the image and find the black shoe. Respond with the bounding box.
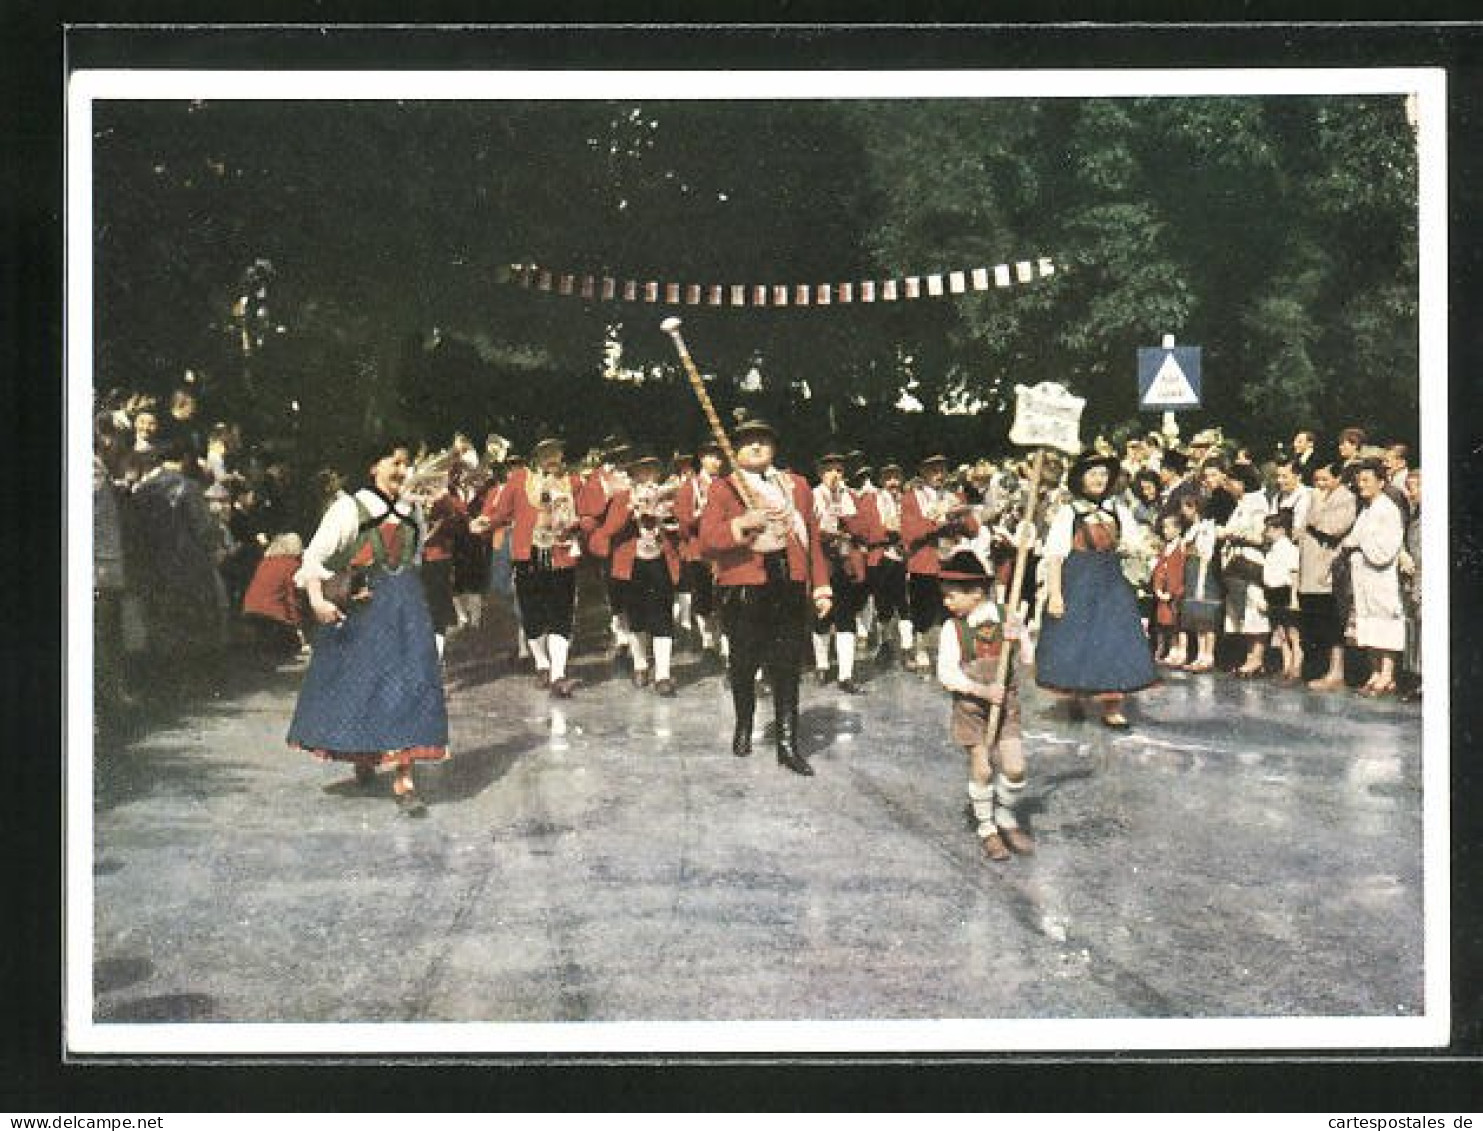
[550,677,578,698]
[814,668,830,686]
[395,790,428,817]
[836,678,865,694]
[777,748,814,776]
[655,677,676,697]
[632,668,652,689]
[732,719,753,757]
[873,642,893,666]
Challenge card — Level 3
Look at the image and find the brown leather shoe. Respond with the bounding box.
[655,677,676,697]
[999,826,1036,856]
[536,670,552,689]
[632,668,652,689]
[980,832,1011,862]
[550,677,578,698]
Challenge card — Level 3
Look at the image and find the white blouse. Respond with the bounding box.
[295,488,426,589]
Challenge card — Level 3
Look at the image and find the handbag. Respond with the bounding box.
[1222,553,1264,584]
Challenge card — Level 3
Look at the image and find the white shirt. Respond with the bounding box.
[1042,498,1140,560]
[295,488,424,588]
[1262,536,1300,591]
[738,467,806,552]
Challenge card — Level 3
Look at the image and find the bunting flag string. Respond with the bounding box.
[503,256,1057,308]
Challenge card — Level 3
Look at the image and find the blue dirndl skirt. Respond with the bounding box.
[1036,549,1158,694]
[287,566,449,756]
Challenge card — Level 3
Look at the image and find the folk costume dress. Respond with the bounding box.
[1035,497,1158,694]
[288,487,449,768]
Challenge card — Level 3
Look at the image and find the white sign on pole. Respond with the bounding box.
[1008,382,1086,455]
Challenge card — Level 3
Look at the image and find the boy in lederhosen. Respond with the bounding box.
[936,549,1034,861]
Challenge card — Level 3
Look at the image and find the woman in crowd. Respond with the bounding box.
[1217,462,1271,677]
[1342,458,1407,697]
[1297,461,1358,691]
[1399,467,1422,701]
[1036,452,1157,731]
[287,437,448,816]
[1177,493,1222,673]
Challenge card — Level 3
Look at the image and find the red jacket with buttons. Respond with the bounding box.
[480,467,585,569]
[699,470,831,591]
[598,487,682,584]
[900,485,979,577]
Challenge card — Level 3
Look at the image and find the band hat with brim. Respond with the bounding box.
[853,465,875,482]
[1161,449,1191,474]
[818,451,850,468]
[939,549,992,585]
[695,439,725,459]
[1068,452,1123,495]
[733,418,778,444]
[531,437,566,463]
[626,450,662,470]
[918,453,950,469]
[879,462,904,479]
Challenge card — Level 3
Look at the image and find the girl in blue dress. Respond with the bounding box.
[288,438,449,816]
[1036,452,1158,730]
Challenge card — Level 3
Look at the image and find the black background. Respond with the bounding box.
[6,2,1483,1112]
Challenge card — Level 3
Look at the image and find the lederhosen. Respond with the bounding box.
[949,611,1019,749]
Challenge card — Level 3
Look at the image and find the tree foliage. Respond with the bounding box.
[92,93,1419,468]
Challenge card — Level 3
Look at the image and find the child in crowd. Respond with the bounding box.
[241,532,308,664]
[935,550,1033,862]
[1150,512,1188,666]
[1261,512,1303,682]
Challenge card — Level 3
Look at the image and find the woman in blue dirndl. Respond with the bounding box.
[288,439,449,816]
[1036,452,1158,731]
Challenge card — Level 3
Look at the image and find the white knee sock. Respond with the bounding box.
[696,614,714,650]
[675,592,693,631]
[466,593,483,627]
[631,631,651,672]
[435,633,445,660]
[898,619,915,651]
[528,634,550,672]
[719,633,730,660]
[812,632,831,672]
[654,636,673,681]
[517,626,531,660]
[994,772,1026,831]
[968,779,997,838]
[547,634,570,680]
[835,631,856,682]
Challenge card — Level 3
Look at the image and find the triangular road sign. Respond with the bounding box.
[1146,352,1200,406]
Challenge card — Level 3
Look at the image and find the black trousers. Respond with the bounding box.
[719,569,807,741]
[813,558,864,634]
[514,560,577,638]
[605,568,631,625]
[907,573,946,633]
[625,556,676,637]
[867,558,908,622]
[681,559,716,618]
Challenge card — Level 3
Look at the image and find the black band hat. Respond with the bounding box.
[695,439,725,460]
[1161,448,1190,474]
[733,418,778,444]
[817,450,850,468]
[626,448,662,471]
[878,462,904,479]
[918,453,950,469]
[938,549,992,585]
[1068,451,1122,498]
[530,437,566,464]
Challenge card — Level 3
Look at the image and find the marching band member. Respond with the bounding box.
[577,436,634,665]
[811,451,869,693]
[849,463,878,644]
[668,451,697,634]
[900,454,978,672]
[474,437,584,697]
[699,418,833,776]
[857,461,911,666]
[674,440,727,663]
[288,437,447,817]
[596,450,683,696]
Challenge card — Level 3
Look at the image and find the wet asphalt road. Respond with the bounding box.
[90,582,1425,1028]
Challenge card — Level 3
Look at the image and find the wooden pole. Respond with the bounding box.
[661,317,761,511]
[984,447,1045,739]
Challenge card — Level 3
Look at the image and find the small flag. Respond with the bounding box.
[861,280,875,303]
[926,274,944,297]
[839,281,854,303]
[773,284,789,306]
[601,277,616,301]
[1015,261,1033,283]
[883,279,898,301]
[665,283,681,304]
[971,267,990,291]
[685,284,702,305]
[580,276,595,300]
[752,284,769,306]
[707,284,723,306]
[558,274,575,295]
[537,270,553,292]
[904,276,920,299]
[1038,257,1056,277]
[948,271,966,294]
[623,280,638,302]
[795,284,810,306]
[730,284,747,306]
[644,281,659,303]
[817,284,831,305]
[994,264,1012,288]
